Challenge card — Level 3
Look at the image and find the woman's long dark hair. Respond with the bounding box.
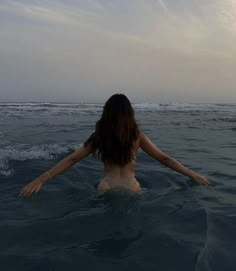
[84,94,140,165]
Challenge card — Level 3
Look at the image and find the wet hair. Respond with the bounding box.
[84,94,140,165]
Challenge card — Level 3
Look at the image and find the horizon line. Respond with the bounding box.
[0,101,236,105]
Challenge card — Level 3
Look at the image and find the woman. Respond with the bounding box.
[19,94,208,197]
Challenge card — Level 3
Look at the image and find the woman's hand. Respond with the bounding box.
[19,177,44,197]
[192,174,209,185]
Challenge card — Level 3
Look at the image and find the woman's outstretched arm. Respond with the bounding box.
[139,132,209,185]
[19,144,92,197]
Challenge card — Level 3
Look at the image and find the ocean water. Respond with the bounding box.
[0,102,236,271]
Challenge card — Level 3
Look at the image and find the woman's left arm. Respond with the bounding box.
[19,144,92,197]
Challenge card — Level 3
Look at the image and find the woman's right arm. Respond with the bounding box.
[19,143,92,197]
[139,132,209,185]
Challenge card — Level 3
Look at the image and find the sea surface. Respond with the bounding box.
[0,102,236,271]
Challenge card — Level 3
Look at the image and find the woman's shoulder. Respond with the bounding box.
[137,131,146,144]
[134,131,144,151]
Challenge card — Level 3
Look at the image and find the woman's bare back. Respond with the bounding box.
[97,137,141,193]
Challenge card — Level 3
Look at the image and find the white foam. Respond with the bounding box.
[1,102,235,116]
[0,143,81,177]
[0,103,103,118]
[133,103,236,112]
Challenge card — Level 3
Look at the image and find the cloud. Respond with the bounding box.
[0,1,68,24]
[157,0,169,12]
[1,1,235,54]
[0,0,236,102]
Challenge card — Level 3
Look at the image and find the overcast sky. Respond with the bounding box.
[0,0,235,103]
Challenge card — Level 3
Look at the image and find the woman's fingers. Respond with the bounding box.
[202,177,209,185]
[21,186,37,196]
[35,184,42,193]
[201,178,209,185]
[20,186,32,197]
[19,186,30,197]
[19,180,42,197]
[193,175,209,185]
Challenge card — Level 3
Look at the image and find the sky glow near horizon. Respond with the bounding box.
[0,0,236,103]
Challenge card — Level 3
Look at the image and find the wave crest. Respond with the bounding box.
[0,143,81,176]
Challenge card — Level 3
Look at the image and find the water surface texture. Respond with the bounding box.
[0,103,236,271]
